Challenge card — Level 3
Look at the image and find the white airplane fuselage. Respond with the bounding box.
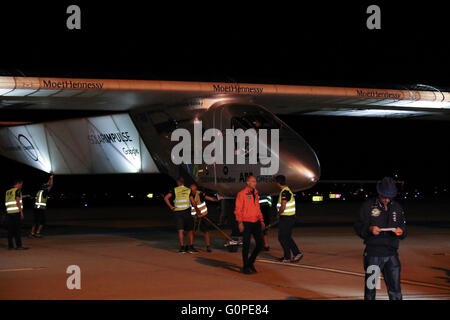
[0,98,320,196]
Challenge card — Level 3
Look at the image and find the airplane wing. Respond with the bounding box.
[0,76,448,182]
[1,76,450,120]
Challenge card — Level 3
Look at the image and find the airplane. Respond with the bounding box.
[1,76,449,199]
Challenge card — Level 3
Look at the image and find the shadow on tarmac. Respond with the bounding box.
[431,267,450,283]
[194,256,242,273]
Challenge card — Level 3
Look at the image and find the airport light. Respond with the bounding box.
[147,193,153,199]
[312,196,323,202]
[329,193,342,199]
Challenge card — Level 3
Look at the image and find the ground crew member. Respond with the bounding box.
[235,175,265,274]
[275,175,303,263]
[164,177,199,254]
[30,175,53,238]
[5,179,28,250]
[189,183,220,252]
[354,177,407,300]
[259,195,273,251]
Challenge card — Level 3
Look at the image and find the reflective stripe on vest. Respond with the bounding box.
[191,191,208,215]
[277,186,296,216]
[259,196,272,207]
[5,188,22,214]
[174,185,191,211]
[35,190,48,209]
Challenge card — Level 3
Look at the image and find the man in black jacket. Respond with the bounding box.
[354,177,407,300]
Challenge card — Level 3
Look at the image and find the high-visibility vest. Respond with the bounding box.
[35,189,48,209]
[259,195,272,207]
[277,186,296,216]
[191,190,208,216]
[173,185,191,211]
[5,187,22,214]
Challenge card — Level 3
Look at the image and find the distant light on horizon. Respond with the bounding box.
[312,196,323,202]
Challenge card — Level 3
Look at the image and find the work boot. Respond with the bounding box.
[249,264,257,273]
[242,267,252,274]
[35,233,43,238]
[16,247,29,250]
[277,257,291,263]
[206,246,212,253]
[28,233,36,238]
[188,246,199,253]
[178,246,186,253]
[291,253,304,263]
[263,246,270,251]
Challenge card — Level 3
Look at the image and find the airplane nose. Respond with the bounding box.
[277,137,321,191]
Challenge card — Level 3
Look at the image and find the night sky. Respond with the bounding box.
[1,2,449,194]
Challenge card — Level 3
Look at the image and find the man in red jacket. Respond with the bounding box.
[235,175,265,274]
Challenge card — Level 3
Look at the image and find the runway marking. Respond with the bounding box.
[322,293,450,300]
[0,267,46,273]
[257,258,450,291]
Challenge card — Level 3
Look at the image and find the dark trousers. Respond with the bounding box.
[7,213,22,248]
[364,254,402,300]
[242,222,264,268]
[278,215,300,259]
[33,208,47,228]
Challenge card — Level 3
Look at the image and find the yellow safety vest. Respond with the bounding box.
[191,190,208,216]
[173,185,191,211]
[277,186,296,216]
[35,189,48,209]
[5,187,22,214]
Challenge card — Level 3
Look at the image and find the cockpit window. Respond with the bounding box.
[148,111,178,134]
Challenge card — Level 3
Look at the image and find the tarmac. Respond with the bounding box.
[0,201,449,300]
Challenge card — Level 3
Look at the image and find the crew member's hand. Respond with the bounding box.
[217,194,224,201]
[261,221,266,230]
[20,212,24,220]
[238,222,244,233]
[195,208,200,216]
[394,227,403,236]
[370,226,381,235]
[170,206,175,211]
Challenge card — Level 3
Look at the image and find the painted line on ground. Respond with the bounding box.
[257,258,450,291]
[0,267,46,273]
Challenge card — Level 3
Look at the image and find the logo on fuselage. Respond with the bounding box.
[17,134,38,161]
